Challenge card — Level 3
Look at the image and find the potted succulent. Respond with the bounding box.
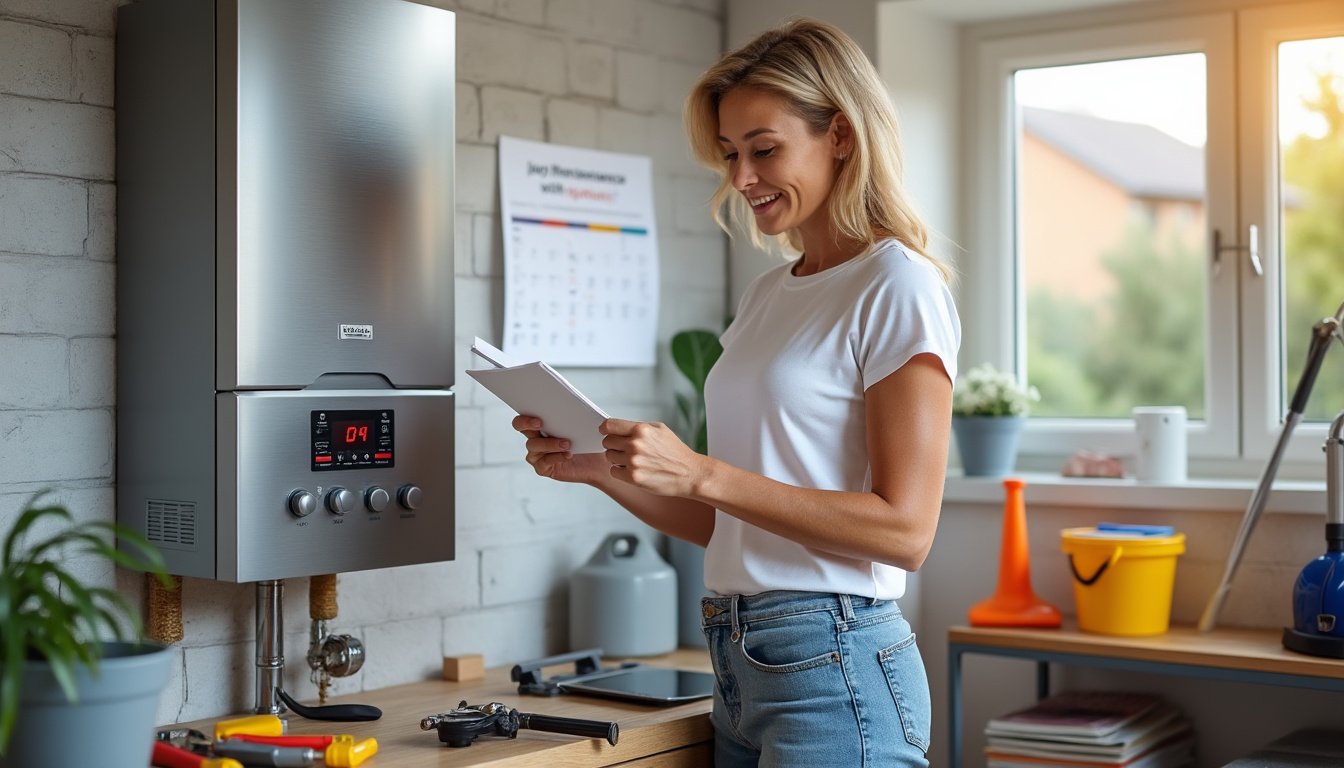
[0,493,174,767]
[666,328,723,648]
[952,363,1041,476]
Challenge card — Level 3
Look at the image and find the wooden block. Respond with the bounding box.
[442,653,485,682]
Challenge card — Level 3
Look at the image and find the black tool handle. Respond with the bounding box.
[276,687,382,721]
[518,712,619,746]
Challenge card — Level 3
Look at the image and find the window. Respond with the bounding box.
[968,2,1344,472]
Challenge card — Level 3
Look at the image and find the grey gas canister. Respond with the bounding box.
[569,534,678,656]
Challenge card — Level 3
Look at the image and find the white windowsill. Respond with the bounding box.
[943,472,1326,516]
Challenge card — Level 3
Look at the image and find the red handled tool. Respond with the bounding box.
[151,741,243,768]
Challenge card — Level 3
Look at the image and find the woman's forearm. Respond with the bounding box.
[591,471,716,547]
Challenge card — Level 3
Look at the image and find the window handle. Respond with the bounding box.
[1212,225,1262,278]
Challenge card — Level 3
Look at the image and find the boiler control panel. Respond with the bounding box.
[311,409,395,470]
[211,389,454,582]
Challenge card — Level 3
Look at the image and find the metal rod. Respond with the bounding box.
[1328,413,1344,527]
[1199,302,1344,632]
[255,579,286,715]
[1198,413,1301,632]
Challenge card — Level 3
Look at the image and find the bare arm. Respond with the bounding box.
[601,353,952,570]
[513,416,716,546]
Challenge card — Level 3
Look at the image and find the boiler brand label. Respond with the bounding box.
[339,324,373,340]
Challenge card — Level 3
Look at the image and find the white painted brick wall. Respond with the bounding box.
[480,85,545,143]
[456,83,481,143]
[0,20,69,99]
[0,96,113,178]
[0,336,67,408]
[0,175,88,255]
[0,410,112,483]
[1,0,730,729]
[546,97,599,146]
[616,49,662,113]
[567,41,615,99]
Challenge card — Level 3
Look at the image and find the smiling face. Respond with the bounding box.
[717,87,848,244]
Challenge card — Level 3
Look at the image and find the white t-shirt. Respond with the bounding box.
[702,238,961,599]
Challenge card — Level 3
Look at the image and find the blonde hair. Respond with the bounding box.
[685,17,951,283]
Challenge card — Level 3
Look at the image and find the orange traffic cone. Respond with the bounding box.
[968,477,1062,627]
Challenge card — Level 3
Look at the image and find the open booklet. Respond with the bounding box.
[466,337,609,454]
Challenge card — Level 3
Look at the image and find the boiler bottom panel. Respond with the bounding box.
[219,389,454,582]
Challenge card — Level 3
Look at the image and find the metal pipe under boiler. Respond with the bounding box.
[255,580,285,715]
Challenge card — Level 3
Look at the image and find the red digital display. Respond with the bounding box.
[332,420,375,449]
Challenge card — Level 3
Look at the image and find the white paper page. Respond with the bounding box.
[471,336,525,369]
[466,363,609,454]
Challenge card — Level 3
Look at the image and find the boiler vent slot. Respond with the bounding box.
[146,500,197,549]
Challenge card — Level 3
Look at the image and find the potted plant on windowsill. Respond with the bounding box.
[666,328,723,648]
[952,363,1041,477]
[0,493,174,767]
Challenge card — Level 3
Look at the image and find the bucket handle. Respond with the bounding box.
[1068,546,1123,587]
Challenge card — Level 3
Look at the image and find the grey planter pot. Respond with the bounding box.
[3,641,173,768]
[952,415,1025,476]
[667,537,708,648]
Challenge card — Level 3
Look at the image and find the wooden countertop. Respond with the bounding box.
[948,624,1344,680]
[163,649,713,767]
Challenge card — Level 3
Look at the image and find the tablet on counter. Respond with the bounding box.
[557,666,716,705]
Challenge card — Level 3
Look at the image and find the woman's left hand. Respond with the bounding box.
[600,418,709,498]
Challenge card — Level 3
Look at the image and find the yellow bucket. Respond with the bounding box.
[1060,526,1185,636]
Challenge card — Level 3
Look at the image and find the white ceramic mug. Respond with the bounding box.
[1133,406,1187,483]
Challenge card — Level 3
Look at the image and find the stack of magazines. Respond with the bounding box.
[985,690,1194,768]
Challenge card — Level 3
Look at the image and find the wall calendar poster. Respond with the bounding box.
[498,135,659,367]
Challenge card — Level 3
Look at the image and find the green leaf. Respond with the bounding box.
[0,494,172,754]
[670,330,723,395]
[674,393,692,429]
[0,611,26,757]
[694,421,709,455]
[3,495,73,567]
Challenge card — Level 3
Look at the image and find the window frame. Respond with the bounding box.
[1237,1,1344,465]
[964,4,1342,475]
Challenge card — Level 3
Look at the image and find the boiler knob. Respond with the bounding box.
[288,490,317,518]
[397,484,422,510]
[365,486,390,513]
[325,487,356,516]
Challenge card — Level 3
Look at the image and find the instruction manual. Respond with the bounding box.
[466,337,609,454]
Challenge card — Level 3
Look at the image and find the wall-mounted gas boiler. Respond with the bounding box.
[116,0,457,583]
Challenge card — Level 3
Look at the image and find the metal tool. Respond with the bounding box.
[1200,301,1344,637]
[151,740,242,768]
[510,648,637,696]
[420,700,619,748]
[225,732,379,768]
[157,728,317,768]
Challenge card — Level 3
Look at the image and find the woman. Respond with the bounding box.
[514,17,960,767]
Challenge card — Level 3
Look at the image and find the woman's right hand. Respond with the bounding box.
[513,415,609,484]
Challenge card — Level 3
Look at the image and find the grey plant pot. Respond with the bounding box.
[667,537,708,648]
[952,415,1026,476]
[3,641,173,768]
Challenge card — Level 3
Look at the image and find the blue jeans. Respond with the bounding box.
[701,591,931,768]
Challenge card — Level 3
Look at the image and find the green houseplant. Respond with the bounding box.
[667,328,723,648]
[0,493,173,766]
[952,363,1041,476]
[670,329,723,455]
